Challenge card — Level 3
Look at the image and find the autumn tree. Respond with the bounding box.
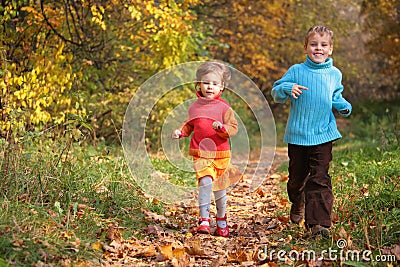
[360,0,400,96]
[1,0,207,139]
[0,0,86,138]
[199,0,294,94]
[197,0,361,97]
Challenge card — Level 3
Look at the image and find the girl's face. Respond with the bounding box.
[198,73,224,99]
[304,33,333,64]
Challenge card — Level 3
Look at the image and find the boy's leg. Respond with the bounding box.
[288,144,309,223]
[304,142,333,228]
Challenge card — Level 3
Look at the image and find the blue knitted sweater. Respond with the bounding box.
[271,56,352,146]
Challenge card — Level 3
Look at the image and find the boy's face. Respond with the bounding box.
[199,73,224,99]
[304,33,333,64]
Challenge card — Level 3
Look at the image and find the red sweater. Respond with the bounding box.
[180,92,238,159]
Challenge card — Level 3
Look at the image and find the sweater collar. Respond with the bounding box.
[304,56,333,69]
[196,90,223,103]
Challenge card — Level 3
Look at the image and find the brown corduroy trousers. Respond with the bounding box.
[287,141,333,227]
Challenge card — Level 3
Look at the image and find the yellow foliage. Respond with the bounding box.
[90,5,107,30]
[136,0,201,68]
[0,42,86,135]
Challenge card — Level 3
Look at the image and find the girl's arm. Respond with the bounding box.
[180,120,194,137]
[172,119,193,139]
[215,108,238,139]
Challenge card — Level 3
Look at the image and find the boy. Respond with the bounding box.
[271,25,352,236]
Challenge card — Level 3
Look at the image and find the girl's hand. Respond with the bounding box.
[292,84,308,99]
[212,121,223,130]
[171,129,182,139]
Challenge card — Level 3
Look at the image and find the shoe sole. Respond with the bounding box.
[312,228,329,237]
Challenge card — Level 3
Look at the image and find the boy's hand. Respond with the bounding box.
[171,129,182,139]
[212,121,223,130]
[292,84,308,99]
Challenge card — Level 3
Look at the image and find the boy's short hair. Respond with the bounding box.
[305,25,334,46]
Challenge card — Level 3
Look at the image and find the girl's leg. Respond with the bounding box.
[214,188,229,237]
[213,189,227,228]
[198,176,213,225]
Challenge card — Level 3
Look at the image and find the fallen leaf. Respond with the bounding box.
[18,194,29,201]
[279,198,289,207]
[173,247,187,259]
[109,240,121,250]
[338,226,347,239]
[277,215,289,224]
[391,244,400,260]
[92,240,103,252]
[253,214,266,224]
[142,209,168,223]
[256,187,266,197]
[158,243,174,260]
[102,244,118,253]
[133,245,157,257]
[106,224,121,243]
[265,221,279,230]
[227,249,251,263]
[12,239,25,247]
[210,256,225,267]
[331,213,340,223]
[270,173,281,179]
[70,238,81,247]
[185,238,206,256]
[60,231,71,240]
[146,224,163,235]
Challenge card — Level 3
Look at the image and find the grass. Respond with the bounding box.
[0,99,398,266]
[275,99,400,266]
[150,156,196,187]
[0,131,156,266]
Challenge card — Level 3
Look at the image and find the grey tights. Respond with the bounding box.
[198,176,227,227]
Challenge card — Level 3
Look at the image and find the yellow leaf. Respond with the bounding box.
[159,244,173,260]
[173,247,186,259]
[92,241,103,251]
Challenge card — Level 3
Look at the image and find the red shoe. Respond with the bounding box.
[216,216,229,237]
[197,218,211,234]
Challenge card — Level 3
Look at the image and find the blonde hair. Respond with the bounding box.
[195,62,231,89]
[305,25,334,46]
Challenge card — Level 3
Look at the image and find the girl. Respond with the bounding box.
[172,61,240,237]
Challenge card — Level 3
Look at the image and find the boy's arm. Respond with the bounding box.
[271,69,296,103]
[332,75,352,117]
[215,108,238,139]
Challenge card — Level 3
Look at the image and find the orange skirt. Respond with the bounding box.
[193,156,243,191]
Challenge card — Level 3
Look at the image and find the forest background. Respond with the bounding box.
[0,0,399,266]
